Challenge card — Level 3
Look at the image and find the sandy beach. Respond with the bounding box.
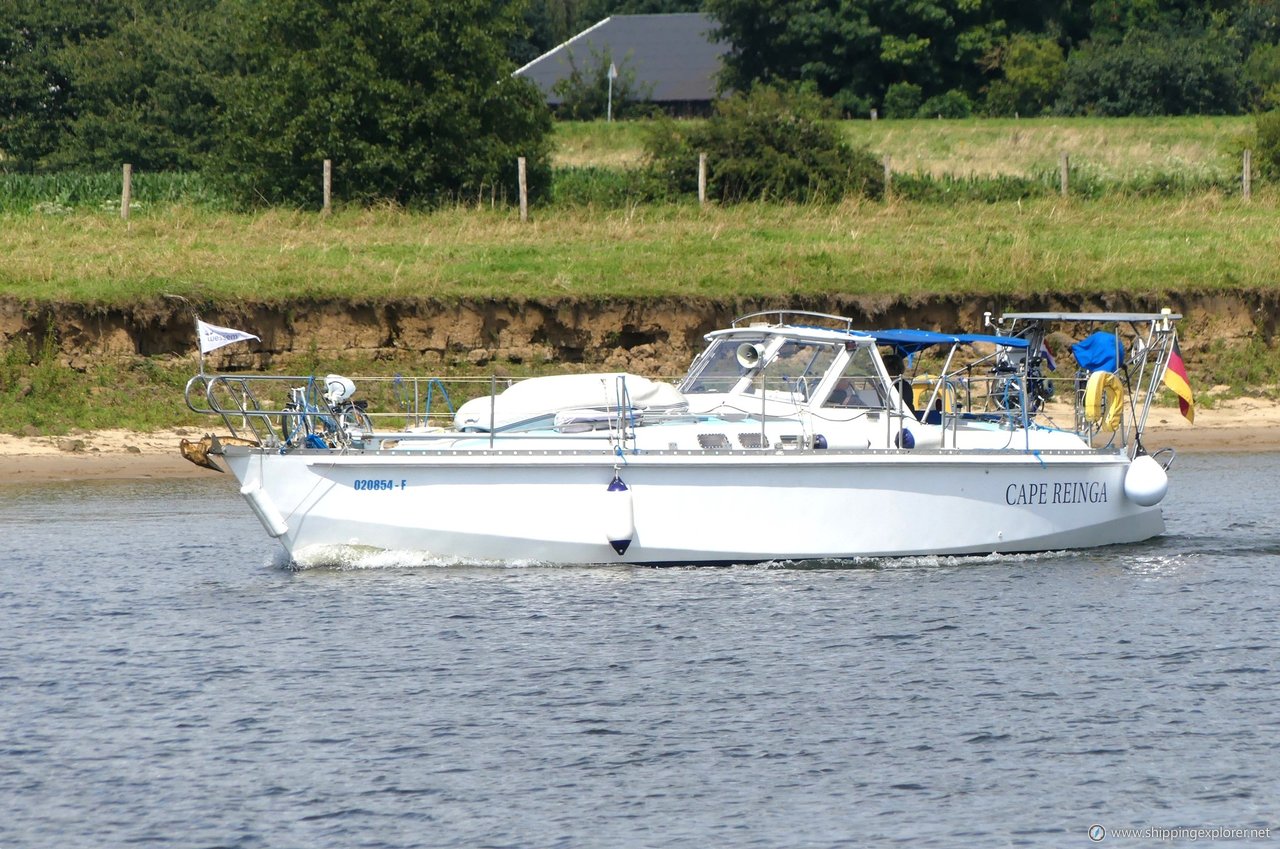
[0,399,1275,485]
[0,427,215,485]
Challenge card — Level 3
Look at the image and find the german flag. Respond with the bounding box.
[1162,337,1195,423]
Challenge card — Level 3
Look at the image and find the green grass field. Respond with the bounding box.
[1,115,1267,304]
[554,115,1256,180]
[1,194,1276,305]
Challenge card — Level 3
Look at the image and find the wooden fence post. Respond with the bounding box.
[883,154,892,200]
[1059,152,1069,197]
[322,159,332,214]
[1243,149,1252,201]
[518,157,528,223]
[698,153,707,206]
[121,163,132,220]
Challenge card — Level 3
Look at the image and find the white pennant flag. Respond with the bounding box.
[197,319,260,354]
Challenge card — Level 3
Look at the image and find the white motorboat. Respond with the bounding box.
[183,309,1187,566]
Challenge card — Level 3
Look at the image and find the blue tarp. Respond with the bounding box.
[1071,331,1125,372]
[856,329,1030,356]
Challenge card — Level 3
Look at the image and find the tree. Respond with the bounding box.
[707,0,880,114]
[517,0,591,66]
[708,0,1014,117]
[1057,26,1243,115]
[983,33,1066,116]
[1087,0,1215,43]
[0,0,223,172]
[1244,42,1280,110]
[0,0,123,170]
[51,2,222,171]
[215,0,554,208]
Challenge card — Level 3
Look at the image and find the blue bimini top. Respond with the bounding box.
[856,329,1031,356]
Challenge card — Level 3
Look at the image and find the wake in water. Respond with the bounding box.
[277,544,557,572]
[275,546,1119,573]
[767,549,1088,571]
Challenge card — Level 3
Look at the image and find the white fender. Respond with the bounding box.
[241,481,289,538]
[603,475,635,556]
[1123,454,1169,507]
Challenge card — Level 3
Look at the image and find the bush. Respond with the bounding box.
[1254,109,1280,181]
[916,90,973,119]
[882,83,923,119]
[642,86,884,204]
[637,119,700,199]
[832,88,873,119]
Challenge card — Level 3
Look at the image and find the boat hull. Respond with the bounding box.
[222,448,1163,566]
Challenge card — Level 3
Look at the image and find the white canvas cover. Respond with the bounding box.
[453,373,687,431]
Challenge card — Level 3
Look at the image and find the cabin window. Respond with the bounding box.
[824,345,889,409]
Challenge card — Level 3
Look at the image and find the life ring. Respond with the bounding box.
[1084,370,1125,431]
[912,375,956,412]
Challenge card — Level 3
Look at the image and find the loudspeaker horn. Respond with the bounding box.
[735,342,765,369]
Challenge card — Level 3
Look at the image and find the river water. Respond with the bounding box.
[1,452,1277,848]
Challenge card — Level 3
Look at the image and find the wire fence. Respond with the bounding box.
[0,148,1267,215]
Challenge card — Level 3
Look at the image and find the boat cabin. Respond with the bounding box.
[678,322,911,419]
[675,312,1035,429]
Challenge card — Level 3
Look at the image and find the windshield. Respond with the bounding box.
[680,336,843,399]
[762,339,841,401]
[823,344,889,409]
[679,336,763,394]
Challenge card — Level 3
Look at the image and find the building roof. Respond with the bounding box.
[514,13,727,105]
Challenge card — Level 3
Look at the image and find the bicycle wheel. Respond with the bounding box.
[338,406,374,433]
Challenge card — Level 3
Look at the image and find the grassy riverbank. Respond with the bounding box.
[2,194,1279,304]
